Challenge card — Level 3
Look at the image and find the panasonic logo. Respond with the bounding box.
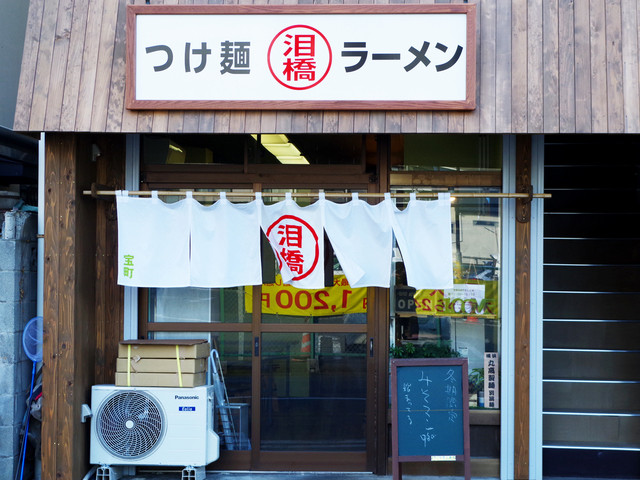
[175,395,199,400]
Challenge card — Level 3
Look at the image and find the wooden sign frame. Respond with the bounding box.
[126,4,476,111]
[390,357,470,480]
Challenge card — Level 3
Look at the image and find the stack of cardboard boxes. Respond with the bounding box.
[116,339,210,388]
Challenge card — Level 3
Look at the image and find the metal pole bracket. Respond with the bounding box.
[516,184,533,223]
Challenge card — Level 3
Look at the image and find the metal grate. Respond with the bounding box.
[97,391,165,459]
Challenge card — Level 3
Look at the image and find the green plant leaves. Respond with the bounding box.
[389,342,461,359]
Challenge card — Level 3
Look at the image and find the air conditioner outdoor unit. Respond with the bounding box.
[89,385,219,468]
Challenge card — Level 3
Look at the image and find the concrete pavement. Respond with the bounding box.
[123,471,497,480]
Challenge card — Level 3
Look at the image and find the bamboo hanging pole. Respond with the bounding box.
[84,187,551,200]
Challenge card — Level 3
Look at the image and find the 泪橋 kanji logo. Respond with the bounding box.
[266,215,320,281]
[267,25,332,90]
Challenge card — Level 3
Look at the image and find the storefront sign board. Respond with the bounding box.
[126,5,476,110]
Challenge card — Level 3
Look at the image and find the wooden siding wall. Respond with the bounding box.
[14,0,640,135]
[515,136,532,480]
[94,135,126,385]
[43,134,97,480]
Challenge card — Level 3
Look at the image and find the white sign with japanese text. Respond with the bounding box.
[127,5,476,110]
[483,352,499,409]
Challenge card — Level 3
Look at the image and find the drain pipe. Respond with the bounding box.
[34,133,44,480]
[37,132,44,317]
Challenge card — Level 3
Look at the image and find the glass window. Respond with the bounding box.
[141,133,366,166]
[249,134,365,165]
[150,286,252,324]
[393,135,502,172]
[390,187,501,409]
[143,134,246,165]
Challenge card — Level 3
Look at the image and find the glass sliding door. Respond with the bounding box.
[254,188,370,470]
[260,331,367,452]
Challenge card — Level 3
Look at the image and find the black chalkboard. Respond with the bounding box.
[391,358,470,480]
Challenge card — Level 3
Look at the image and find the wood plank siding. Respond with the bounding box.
[42,134,98,480]
[14,0,640,134]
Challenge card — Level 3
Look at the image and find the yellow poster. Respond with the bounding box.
[413,280,499,318]
[246,275,367,316]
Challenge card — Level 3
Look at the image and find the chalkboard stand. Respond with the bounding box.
[391,358,470,480]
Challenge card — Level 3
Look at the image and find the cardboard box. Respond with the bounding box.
[115,371,207,388]
[116,357,207,374]
[118,339,210,359]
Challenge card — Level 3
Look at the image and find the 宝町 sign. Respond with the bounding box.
[126,5,476,110]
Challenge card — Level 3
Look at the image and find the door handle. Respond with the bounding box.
[369,337,374,357]
[254,336,260,356]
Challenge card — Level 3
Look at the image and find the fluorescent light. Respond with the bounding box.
[259,134,289,144]
[168,143,183,153]
[277,156,310,165]
[261,143,301,157]
[252,134,309,164]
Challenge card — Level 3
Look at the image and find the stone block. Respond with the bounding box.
[1,235,37,270]
[0,395,13,426]
[0,363,16,394]
[0,240,18,271]
[0,457,16,479]
[0,424,20,457]
[0,271,19,302]
[0,302,21,333]
[0,331,25,365]
[0,359,29,398]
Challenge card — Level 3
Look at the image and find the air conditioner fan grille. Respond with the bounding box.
[97,391,165,459]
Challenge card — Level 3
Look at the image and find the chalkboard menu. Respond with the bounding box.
[391,358,470,480]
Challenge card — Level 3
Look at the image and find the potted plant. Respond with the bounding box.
[389,341,461,359]
[468,367,485,407]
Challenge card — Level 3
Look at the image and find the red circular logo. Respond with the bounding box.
[267,25,332,91]
[266,215,320,281]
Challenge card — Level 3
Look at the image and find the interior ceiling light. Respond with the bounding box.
[166,140,186,164]
[252,134,309,164]
[168,143,183,153]
[277,156,309,165]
